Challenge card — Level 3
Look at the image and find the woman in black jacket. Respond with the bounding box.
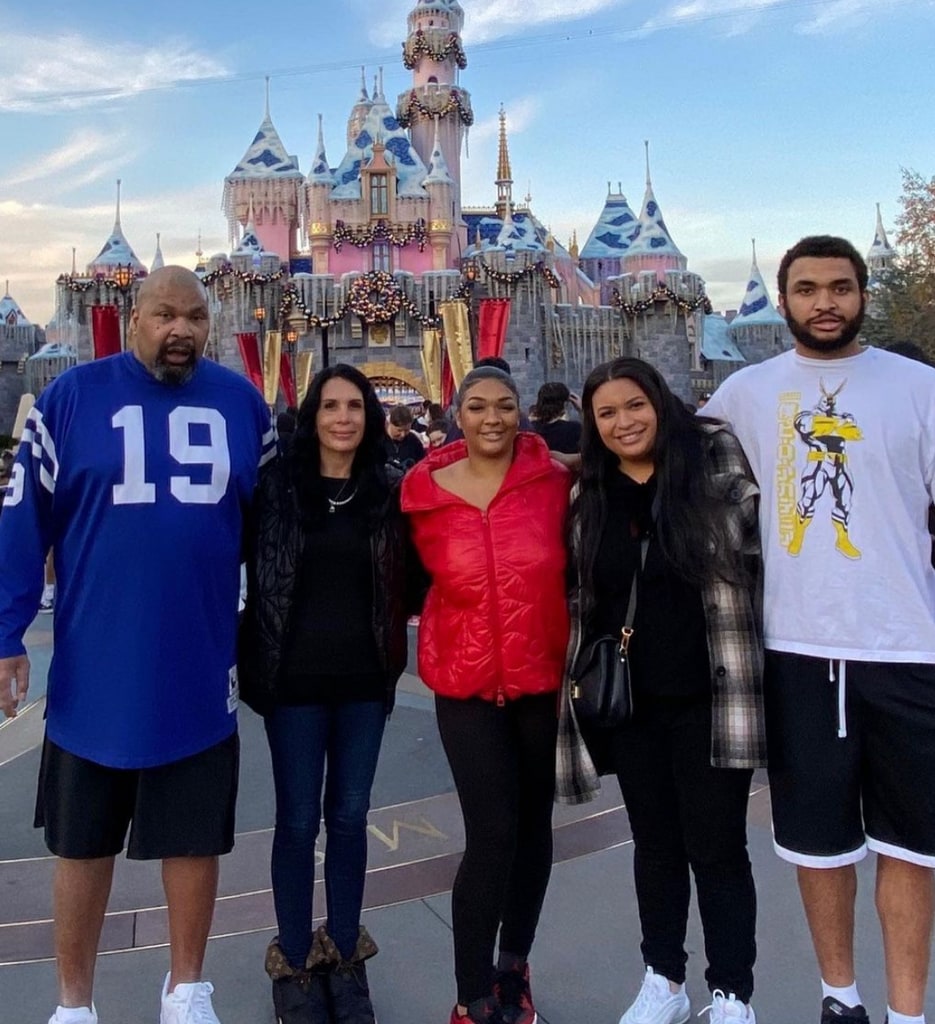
[239,364,410,1024]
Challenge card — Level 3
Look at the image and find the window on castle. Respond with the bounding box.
[370,174,389,216]
[373,242,391,273]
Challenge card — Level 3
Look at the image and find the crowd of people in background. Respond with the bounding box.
[1,236,935,1024]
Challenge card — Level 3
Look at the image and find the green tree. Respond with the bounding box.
[864,168,935,360]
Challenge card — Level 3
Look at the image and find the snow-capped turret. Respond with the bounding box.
[150,233,165,272]
[87,180,147,276]
[867,202,897,281]
[0,283,31,327]
[222,79,305,260]
[730,240,784,328]
[308,114,335,187]
[623,143,686,277]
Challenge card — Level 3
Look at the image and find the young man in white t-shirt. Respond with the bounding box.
[704,236,935,1024]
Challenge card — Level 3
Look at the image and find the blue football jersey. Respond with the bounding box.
[0,352,276,767]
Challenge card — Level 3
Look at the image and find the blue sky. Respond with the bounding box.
[1,0,933,326]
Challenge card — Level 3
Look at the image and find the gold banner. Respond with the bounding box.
[440,299,473,390]
[262,330,282,407]
[295,351,314,407]
[420,329,443,405]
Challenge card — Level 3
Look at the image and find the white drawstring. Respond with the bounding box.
[831,659,847,738]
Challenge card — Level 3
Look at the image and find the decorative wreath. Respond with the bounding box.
[347,271,404,325]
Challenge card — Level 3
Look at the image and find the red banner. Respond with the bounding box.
[442,352,454,409]
[91,304,121,359]
[236,332,264,393]
[280,353,296,409]
[477,298,511,361]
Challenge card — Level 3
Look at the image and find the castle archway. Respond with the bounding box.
[359,360,429,404]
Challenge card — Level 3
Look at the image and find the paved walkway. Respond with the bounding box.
[0,625,927,1022]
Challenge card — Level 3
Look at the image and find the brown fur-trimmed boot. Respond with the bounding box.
[265,936,330,1024]
[318,925,379,1024]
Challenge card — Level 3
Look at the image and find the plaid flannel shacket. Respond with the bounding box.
[555,423,767,805]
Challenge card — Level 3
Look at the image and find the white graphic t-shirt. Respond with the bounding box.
[704,346,935,662]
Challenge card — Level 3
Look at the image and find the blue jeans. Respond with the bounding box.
[264,701,387,967]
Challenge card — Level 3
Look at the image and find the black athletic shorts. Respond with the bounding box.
[34,731,239,860]
[765,651,935,868]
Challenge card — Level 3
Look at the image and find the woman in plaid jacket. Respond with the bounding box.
[556,358,766,1024]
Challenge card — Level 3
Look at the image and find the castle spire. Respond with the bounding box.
[731,238,784,327]
[151,232,164,272]
[495,104,514,220]
[264,75,270,120]
[115,178,122,231]
[867,202,897,280]
[359,66,369,101]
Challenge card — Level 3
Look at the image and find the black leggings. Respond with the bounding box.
[435,692,558,1005]
[613,694,757,1003]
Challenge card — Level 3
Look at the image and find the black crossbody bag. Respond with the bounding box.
[571,536,648,728]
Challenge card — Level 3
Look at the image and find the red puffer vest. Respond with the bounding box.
[401,432,572,703]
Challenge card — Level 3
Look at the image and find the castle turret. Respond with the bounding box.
[222,79,304,262]
[580,182,639,303]
[867,202,897,283]
[397,0,473,256]
[307,114,336,273]
[150,233,165,273]
[622,143,687,280]
[728,239,789,363]
[347,68,374,149]
[423,116,455,270]
[87,180,147,278]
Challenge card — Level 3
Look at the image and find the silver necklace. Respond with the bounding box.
[327,477,358,514]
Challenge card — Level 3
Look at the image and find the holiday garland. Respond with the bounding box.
[396,88,474,128]
[611,286,712,316]
[57,272,145,293]
[403,30,468,70]
[333,219,428,253]
[279,273,471,331]
[477,258,561,290]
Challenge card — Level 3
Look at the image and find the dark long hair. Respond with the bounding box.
[290,363,389,525]
[574,357,746,617]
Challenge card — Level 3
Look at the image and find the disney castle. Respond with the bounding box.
[1,0,897,429]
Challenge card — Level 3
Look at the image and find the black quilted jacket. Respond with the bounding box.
[238,458,411,715]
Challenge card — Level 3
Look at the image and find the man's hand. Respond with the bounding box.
[568,391,582,413]
[0,655,30,719]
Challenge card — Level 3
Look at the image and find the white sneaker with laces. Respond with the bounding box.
[48,1006,97,1024]
[698,990,756,1023]
[619,966,691,1024]
[159,973,221,1024]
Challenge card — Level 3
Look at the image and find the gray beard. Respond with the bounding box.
[152,358,196,386]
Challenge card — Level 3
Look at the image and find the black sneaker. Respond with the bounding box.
[272,972,330,1024]
[821,997,870,1024]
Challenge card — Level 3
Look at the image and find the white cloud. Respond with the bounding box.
[0,31,228,113]
[0,130,134,189]
[640,0,930,36]
[370,0,627,46]
[460,96,541,204]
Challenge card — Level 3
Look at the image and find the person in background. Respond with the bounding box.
[704,235,935,1024]
[557,357,764,1024]
[0,266,275,1024]
[382,405,427,472]
[427,419,449,451]
[402,366,571,1024]
[239,363,411,1024]
[532,382,582,455]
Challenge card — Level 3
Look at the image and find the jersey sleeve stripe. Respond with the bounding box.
[20,408,59,495]
[259,425,277,468]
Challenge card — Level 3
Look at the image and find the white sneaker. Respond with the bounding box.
[159,973,221,1024]
[619,966,691,1024]
[48,1007,97,1024]
[698,990,756,1023]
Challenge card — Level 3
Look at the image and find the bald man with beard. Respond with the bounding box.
[0,266,276,1024]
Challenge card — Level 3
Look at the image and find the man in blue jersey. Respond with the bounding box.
[0,266,276,1024]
